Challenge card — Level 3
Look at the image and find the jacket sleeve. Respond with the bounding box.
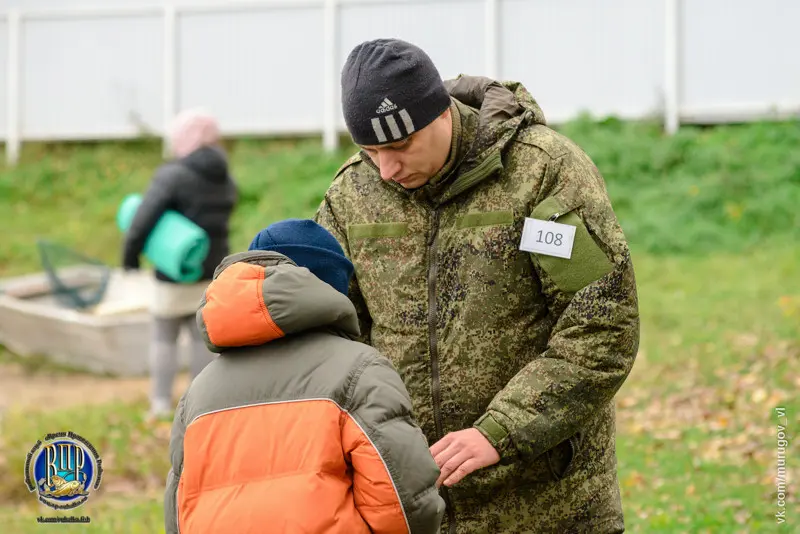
[474,146,640,463]
[164,394,188,534]
[315,196,373,345]
[122,165,178,269]
[343,355,445,534]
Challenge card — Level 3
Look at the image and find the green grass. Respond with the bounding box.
[0,247,795,532]
[0,137,354,278]
[632,244,798,386]
[3,118,799,276]
[618,431,776,532]
[0,496,164,533]
[0,399,172,503]
[1,119,798,532]
[616,243,799,533]
[558,116,800,254]
[0,399,172,533]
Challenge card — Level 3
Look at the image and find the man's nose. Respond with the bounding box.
[378,152,401,181]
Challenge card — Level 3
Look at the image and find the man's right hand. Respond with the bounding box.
[430,428,500,487]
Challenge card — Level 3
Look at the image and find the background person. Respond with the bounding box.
[121,108,238,419]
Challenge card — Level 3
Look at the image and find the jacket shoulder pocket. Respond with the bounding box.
[528,195,613,294]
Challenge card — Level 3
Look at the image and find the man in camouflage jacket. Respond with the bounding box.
[315,38,640,533]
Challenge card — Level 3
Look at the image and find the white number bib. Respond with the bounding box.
[519,217,576,259]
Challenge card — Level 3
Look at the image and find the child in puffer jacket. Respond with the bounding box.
[164,219,445,534]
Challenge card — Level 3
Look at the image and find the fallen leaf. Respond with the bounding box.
[623,471,646,489]
[654,429,683,440]
[732,333,759,348]
[100,478,141,494]
[725,203,743,220]
[739,373,758,387]
[766,391,786,407]
[721,499,744,508]
[709,416,730,431]
[628,422,646,435]
[777,296,798,317]
[751,388,767,403]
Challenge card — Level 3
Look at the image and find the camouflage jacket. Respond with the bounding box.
[315,76,640,533]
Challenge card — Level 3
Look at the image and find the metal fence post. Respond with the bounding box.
[162,4,177,158]
[6,10,22,166]
[664,0,681,135]
[485,0,499,80]
[323,0,339,152]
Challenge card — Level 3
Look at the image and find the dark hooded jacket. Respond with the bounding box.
[122,145,238,282]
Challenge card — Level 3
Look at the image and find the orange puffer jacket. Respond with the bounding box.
[164,250,445,534]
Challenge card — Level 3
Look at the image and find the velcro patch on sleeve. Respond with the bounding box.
[528,197,613,294]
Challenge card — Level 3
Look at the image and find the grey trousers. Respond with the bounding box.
[149,314,214,412]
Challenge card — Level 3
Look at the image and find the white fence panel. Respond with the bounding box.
[680,0,800,122]
[20,13,163,140]
[0,18,7,140]
[0,0,799,165]
[501,0,666,124]
[178,5,327,135]
[2,0,222,7]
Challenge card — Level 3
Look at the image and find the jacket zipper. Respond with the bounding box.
[426,207,456,533]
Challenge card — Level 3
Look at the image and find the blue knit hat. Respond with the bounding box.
[247,219,354,296]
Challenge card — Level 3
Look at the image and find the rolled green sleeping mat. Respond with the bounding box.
[117,194,210,283]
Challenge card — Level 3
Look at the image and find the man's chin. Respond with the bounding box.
[395,175,428,189]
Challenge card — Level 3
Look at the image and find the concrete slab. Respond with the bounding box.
[0,268,191,377]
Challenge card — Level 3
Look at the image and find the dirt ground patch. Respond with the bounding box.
[0,362,189,412]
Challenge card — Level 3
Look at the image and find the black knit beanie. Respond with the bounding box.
[341,38,451,146]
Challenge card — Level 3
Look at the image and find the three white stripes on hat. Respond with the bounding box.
[371,98,415,143]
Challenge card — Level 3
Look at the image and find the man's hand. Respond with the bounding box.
[430,428,500,487]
